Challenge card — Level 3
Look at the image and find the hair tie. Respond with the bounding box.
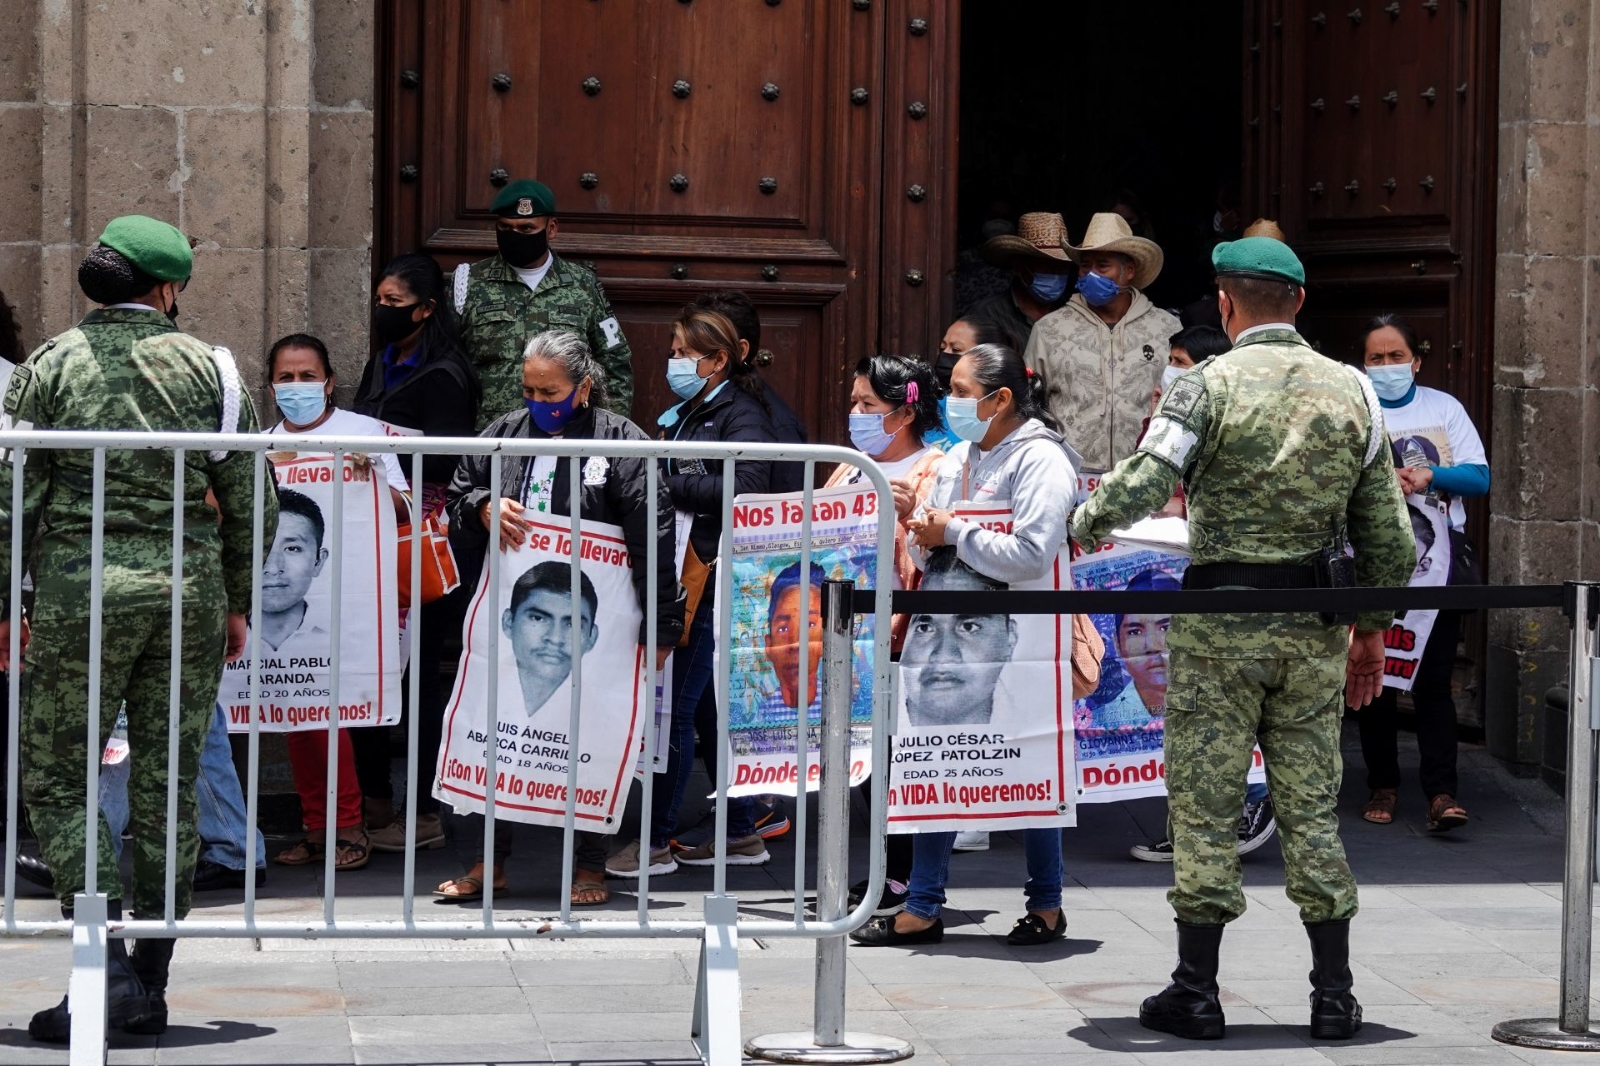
[1025,367,1035,379]
[904,381,919,404]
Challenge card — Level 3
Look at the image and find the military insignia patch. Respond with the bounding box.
[3,364,32,415]
[1160,375,1206,421]
[598,316,623,349]
[516,197,534,216]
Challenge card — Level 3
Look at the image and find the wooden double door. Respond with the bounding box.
[379,1,1499,449]
[378,0,958,442]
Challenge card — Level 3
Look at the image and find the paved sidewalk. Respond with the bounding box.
[1,724,1594,1066]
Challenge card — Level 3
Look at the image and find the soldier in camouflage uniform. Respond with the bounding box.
[1,216,277,1042]
[455,179,633,426]
[1072,237,1414,1043]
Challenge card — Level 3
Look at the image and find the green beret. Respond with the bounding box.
[1212,236,1305,286]
[491,180,556,219]
[97,215,193,282]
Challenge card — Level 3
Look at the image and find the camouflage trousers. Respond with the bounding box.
[21,605,225,919]
[1164,648,1357,925]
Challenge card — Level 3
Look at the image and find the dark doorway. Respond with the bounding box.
[955,2,1246,314]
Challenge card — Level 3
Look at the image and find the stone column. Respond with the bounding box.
[1487,0,1600,769]
[0,0,373,402]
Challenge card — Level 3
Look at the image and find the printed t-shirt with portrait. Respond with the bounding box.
[1378,385,1485,532]
[269,407,410,492]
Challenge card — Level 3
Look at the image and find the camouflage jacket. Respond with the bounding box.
[455,253,633,428]
[0,308,277,620]
[1023,292,1179,472]
[1072,328,1415,658]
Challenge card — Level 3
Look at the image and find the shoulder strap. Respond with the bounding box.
[210,346,242,463]
[453,262,471,316]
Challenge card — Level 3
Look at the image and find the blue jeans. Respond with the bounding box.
[905,828,1064,921]
[1245,781,1269,805]
[101,704,266,870]
[649,600,754,847]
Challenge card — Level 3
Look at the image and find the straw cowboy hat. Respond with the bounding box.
[979,212,1075,274]
[1070,212,1164,290]
[1243,218,1288,242]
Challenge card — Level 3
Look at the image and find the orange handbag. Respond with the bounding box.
[396,504,461,609]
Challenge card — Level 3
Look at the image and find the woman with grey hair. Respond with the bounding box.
[438,329,686,906]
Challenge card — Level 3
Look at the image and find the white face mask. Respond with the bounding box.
[1160,365,1186,392]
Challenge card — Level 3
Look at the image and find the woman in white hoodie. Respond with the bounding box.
[850,343,1080,949]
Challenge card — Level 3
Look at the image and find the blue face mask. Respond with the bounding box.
[1366,363,1415,402]
[666,356,708,400]
[527,389,582,434]
[944,391,998,444]
[1028,272,1070,302]
[849,412,898,457]
[273,382,327,426]
[1076,270,1121,307]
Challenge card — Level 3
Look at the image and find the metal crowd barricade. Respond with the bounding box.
[0,431,907,1066]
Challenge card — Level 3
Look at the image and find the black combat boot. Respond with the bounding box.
[27,901,152,1043]
[1306,918,1362,1040]
[124,938,176,1035]
[1139,920,1226,1040]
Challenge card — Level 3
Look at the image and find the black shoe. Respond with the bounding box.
[1006,910,1067,946]
[192,860,264,892]
[1236,797,1277,857]
[848,914,943,947]
[14,852,54,892]
[1306,919,1362,1040]
[124,938,176,1036]
[847,878,909,917]
[29,903,151,1043]
[1139,920,1226,1041]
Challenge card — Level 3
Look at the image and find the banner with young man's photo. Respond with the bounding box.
[887,504,1076,833]
[1071,517,1267,803]
[1381,443,1453,692]
[434,518,648,832]
[220,452,402,732]
[722,484,879,798]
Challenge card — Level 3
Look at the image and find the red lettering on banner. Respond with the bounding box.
[1383,625,1417,652]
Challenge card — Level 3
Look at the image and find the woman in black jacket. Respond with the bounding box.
[354,253,484,856]
[437,329,684,906]
[603,305,778,879]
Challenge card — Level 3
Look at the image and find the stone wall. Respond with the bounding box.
[1487,0,1600,769]
[0,0,375,401]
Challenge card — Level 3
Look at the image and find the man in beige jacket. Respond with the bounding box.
[1023,213,1180,473]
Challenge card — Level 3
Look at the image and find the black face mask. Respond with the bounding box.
[496,226,550,269]
[934,348,960,391]
[373,302,422,345]
[165,300,179,324]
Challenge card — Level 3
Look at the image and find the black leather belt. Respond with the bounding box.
[1183,561,1320,591]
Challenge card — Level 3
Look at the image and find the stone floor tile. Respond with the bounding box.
[509,957,691,987]
[351,1044,548,1065]
[336,960,518,989]
[534,1011,688,1044]
[543,1040,700,1062]
[894,1007,1088,1040]
[874,981,1064,1011]
[344,985,534,1017]
[526,982,694,1014]
[348,1013,541,1046]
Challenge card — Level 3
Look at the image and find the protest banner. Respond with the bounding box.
[887,504,1074,833]
[722,484,878,797]
[221,453,401,732]
[1071,516,1267,802]
[434,517,648,831]
[1381,494,1451,693]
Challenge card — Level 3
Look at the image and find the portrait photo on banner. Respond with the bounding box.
[723,483,879,796]
[888,502,1074,835]
[220,452,401,732]
[434,517,648,831]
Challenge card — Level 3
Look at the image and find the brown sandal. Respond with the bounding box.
[274,837,323,866]
[569,878,610,907]
[1427,794,1469,832]
[1363,788,1398,825]
[434,864,508,901]
[334,828,370,870]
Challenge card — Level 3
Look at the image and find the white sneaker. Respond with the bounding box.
[953,831,990,852]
